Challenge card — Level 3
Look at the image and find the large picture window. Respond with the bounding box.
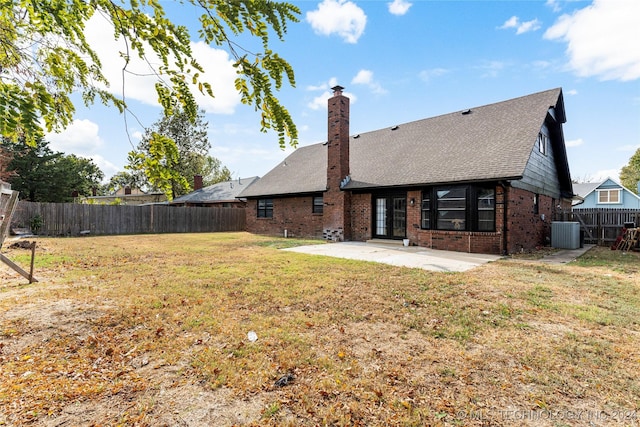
[421,185,496,232]
[436,187,467,230]
[257,198,273,218]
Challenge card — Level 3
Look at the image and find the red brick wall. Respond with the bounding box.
[351,193,372,241]
[246,184,562,255]
[324,88,351,241]
[404,188,505,254]
[245,196,324,238]
[505,186,554,253]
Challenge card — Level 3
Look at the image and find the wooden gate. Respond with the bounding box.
[1,181,37,283]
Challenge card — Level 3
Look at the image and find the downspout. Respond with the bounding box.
[500,181,509,255]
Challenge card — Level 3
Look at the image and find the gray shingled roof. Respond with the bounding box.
[572,182,601,199]
[239,88,565,198]
[171,176,259,204]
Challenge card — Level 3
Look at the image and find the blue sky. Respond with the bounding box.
[45,0,640,186]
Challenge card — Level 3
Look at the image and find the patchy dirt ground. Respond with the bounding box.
[1,235,639,426]
[0,287,271,426]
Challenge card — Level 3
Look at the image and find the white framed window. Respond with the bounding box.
[312,195,323,214]
[537,132,548,155]
[597,189,621,204]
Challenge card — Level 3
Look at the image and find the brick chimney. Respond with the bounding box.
[323,85,351,241]
[194,174,203,191]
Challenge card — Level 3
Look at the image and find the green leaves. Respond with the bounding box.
[1,0,299,150]
[620,148,640,194]
[127,109,224,200]
[1,137,104,202]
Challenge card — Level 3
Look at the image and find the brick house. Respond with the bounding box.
[238,87,573,255]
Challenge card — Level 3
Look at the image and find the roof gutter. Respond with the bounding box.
[343,176,524,192]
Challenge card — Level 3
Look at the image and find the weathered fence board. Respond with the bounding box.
[556,208,640,246]
[10,202,245,236]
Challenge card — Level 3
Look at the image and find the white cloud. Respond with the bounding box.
[351,69,387,94]
[500,16,518,29]
[89,154,121,182]
[306,0,367,44]
[83,13,241,114]
[46,119,104,155]
[565,138,584,147]
[307,81,357,110]
[352,69,373,86]
[388,0,412,16]
[517,19,541,34]
[45,120,123,179]
[419,68,449,82]
[306,83,329,91]
[544,0,640,81]
[546,0,562,13]
[565,89,578,96]
[590,168,621,182]
[308,90,333,110]
[189,42,241,114]
[499,16,541,34]
[475,60,508,78]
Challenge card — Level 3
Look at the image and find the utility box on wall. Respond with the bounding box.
[551,222,581,249]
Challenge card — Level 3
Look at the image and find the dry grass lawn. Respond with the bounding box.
[0,233,639,426]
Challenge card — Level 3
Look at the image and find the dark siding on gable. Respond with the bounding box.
[512,117,563,198]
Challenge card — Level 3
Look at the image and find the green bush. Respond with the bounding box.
[30,214,43,234]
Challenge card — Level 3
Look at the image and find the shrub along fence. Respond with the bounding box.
[555,208,640,246]
[10,201,246,236]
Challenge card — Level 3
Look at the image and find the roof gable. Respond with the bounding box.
[172,176,259,203]
[240,88,567,197]
[573,177,640,202]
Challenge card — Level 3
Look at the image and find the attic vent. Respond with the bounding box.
[461,109,472,115]
[390,125,399,131]
[353,134,360,139]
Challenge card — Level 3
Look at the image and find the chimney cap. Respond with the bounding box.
[331,85,345,95]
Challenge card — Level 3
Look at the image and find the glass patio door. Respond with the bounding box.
[374,194,406,239]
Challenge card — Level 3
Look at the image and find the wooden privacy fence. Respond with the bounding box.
[555,208,640,246]
[10,201,246,236]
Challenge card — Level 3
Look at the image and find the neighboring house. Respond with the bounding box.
[85,186,167,205]
[572,178,640,209]
[170,176,259,207]
[238,86,574,255]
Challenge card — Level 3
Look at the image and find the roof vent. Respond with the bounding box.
[353,134,360,139]
[461,109,472,115]
[390,125,399,131]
